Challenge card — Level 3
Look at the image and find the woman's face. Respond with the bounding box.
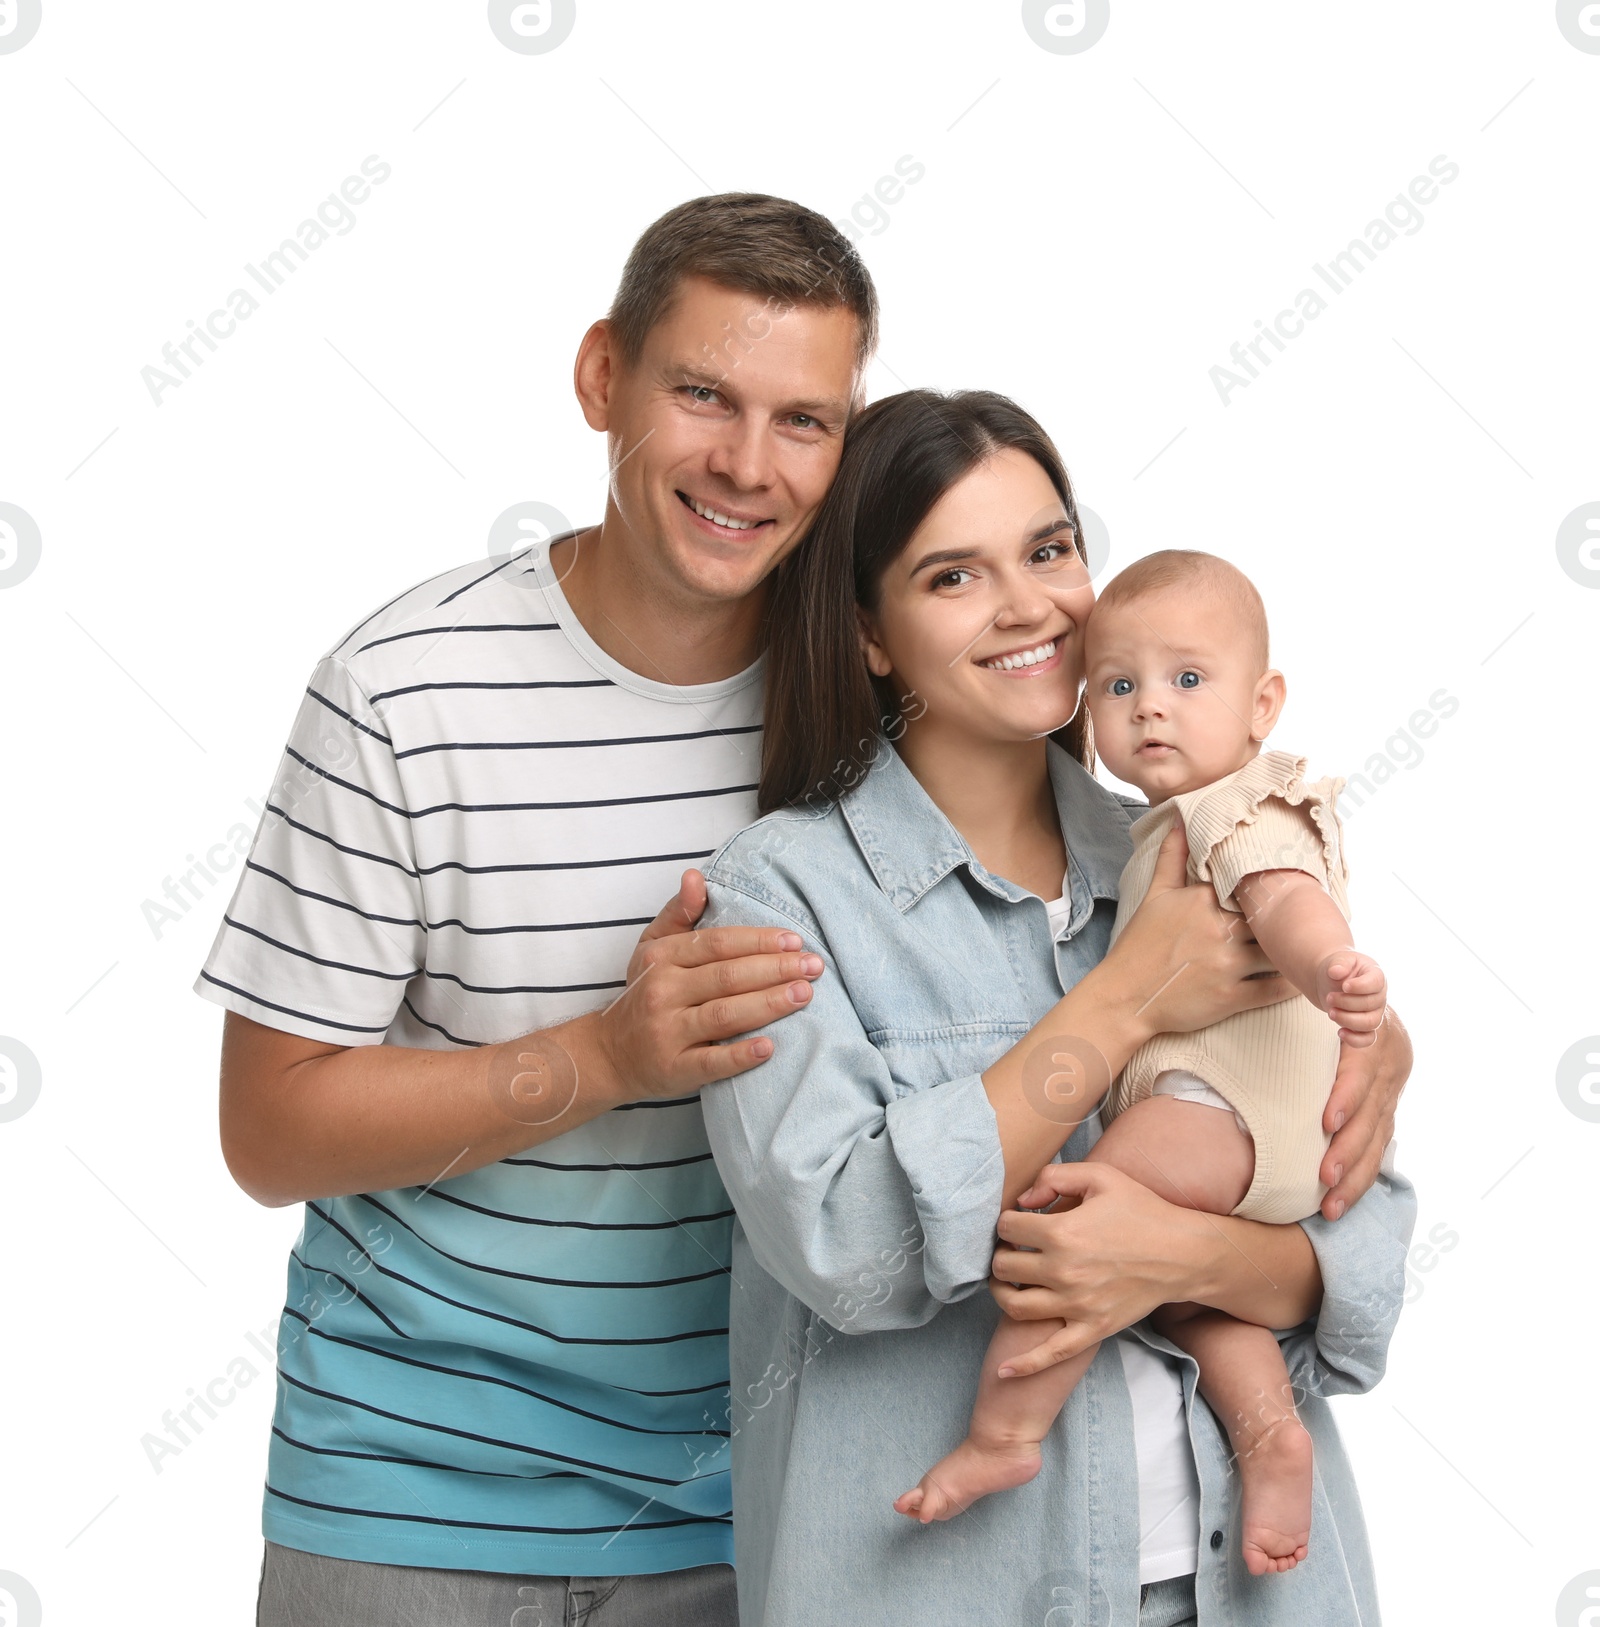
[859,448,1093,746]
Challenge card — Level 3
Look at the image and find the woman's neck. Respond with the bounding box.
[894,724,1066,899]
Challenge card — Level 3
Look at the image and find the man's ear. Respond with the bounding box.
[1251,669,1287,741]
[856,606,892,679]
[573,320,617,432]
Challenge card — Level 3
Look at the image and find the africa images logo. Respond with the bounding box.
[488,0,576,54]
[0,0,42,53]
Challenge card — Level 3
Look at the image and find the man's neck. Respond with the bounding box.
[549,521,767,688]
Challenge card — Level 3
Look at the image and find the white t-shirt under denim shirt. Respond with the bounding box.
[1044,888,1201,1585]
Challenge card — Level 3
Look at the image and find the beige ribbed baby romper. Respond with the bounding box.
[1103,750,1350,1224]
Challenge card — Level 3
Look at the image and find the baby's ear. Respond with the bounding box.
[1250,669,1287,741]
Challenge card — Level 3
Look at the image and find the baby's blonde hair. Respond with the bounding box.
[1093,549,1270,669]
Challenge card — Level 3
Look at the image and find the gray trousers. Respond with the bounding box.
[256,1543,737,1627]
[1139,1573,1199,1626]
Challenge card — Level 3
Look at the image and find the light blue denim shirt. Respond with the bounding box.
[699,738,1414,1627]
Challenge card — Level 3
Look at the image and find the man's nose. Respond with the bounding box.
[705,417,775,493]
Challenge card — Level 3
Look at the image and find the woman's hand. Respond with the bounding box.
[988,1162,1198,1371]
[1102,825,1293,1042]
[1317,1006,1410,1220]
[989,1157,1327,1370]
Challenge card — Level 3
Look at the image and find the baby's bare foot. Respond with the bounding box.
[1237,1418,1313,1575]
[894,1437,1043,1524]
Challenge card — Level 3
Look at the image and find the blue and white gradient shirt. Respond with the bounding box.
[196,537,758,1574]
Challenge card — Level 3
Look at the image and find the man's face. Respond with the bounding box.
[590,276,861,604]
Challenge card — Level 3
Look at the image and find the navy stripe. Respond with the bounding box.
[264,803,419,877]
[355,622,561,655]
[331,576,435,656]
[401,996,478,1047]
[266,1482,729,1534]
[421,1188,733,1233]
[434,548,543,608]
[271,1425,525,1478]
[355,1193,729,1288]
[224,915,414,980]
[502,1151,716,1172]
[289,1252,411,1338]
[281,1303,730,1434]
[244,860,423,928]
[198,972,389,1034]
[307,687,392,744]
[306,1203,729,1342]
[274,1371,711,1485]
[371,679,613,701]
[422,914,652,937]
[394,724,762,760]
[264,803,711,879]
[424,969,625,997]
[287,745,757,818]
[416,849,715,878]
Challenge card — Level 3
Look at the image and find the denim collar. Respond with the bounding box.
[839,737,1136,915]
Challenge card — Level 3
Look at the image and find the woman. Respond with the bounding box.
[698,391,1412,1626]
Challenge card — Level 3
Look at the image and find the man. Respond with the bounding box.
[205,192,1406,1624]
[202,195,872,1624]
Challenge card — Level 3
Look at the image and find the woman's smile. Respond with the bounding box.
[977,636,1065,675]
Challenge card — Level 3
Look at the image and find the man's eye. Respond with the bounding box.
[1109,677,1133,697]
[789,413,819,430]
[684,386,719,405]
[1175,670,1202,689]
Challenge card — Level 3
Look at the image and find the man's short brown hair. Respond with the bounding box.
[608,193,879,372]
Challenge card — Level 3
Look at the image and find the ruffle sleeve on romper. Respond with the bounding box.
[1177,748,1349,916]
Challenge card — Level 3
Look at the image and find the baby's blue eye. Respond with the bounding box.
[1176,670,1202,689]
[1110,677,1134,697]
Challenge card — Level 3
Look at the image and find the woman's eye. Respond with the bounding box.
[931,568,974,589]
[1032,541,1072,565]
[1109,677,1133,697]
[1175,670,1202,689]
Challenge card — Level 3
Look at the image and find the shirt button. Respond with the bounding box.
[1210,1529,1225,1551]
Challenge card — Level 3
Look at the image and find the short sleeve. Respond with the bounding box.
[1179,751,1347,914]
[194,657,426,1045]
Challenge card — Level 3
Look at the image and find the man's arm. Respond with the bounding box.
[220,870,824,1207]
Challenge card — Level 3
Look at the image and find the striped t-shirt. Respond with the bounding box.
[196,536,762,1574]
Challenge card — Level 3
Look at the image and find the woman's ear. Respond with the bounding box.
[856,606,893,679]
[1250,669,1287,741]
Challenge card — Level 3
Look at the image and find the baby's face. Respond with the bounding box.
[1085,587,1275,801]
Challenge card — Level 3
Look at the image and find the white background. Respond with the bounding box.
[1,3,1597,1622]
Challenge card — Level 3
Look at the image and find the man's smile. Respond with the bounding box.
[676,490,776,536]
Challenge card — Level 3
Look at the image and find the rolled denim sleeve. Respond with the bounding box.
[1280,1164,1416,1397]
[699,877,1006,1334]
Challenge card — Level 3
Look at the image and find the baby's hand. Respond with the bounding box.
[1317,950,1387,1048]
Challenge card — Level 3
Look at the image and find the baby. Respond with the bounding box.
[895,549,1388,1577]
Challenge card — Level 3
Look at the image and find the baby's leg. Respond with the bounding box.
[894,1315,1099,1523]
[1090,1095,1313,1575]
[1154,1303,1311,1575]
